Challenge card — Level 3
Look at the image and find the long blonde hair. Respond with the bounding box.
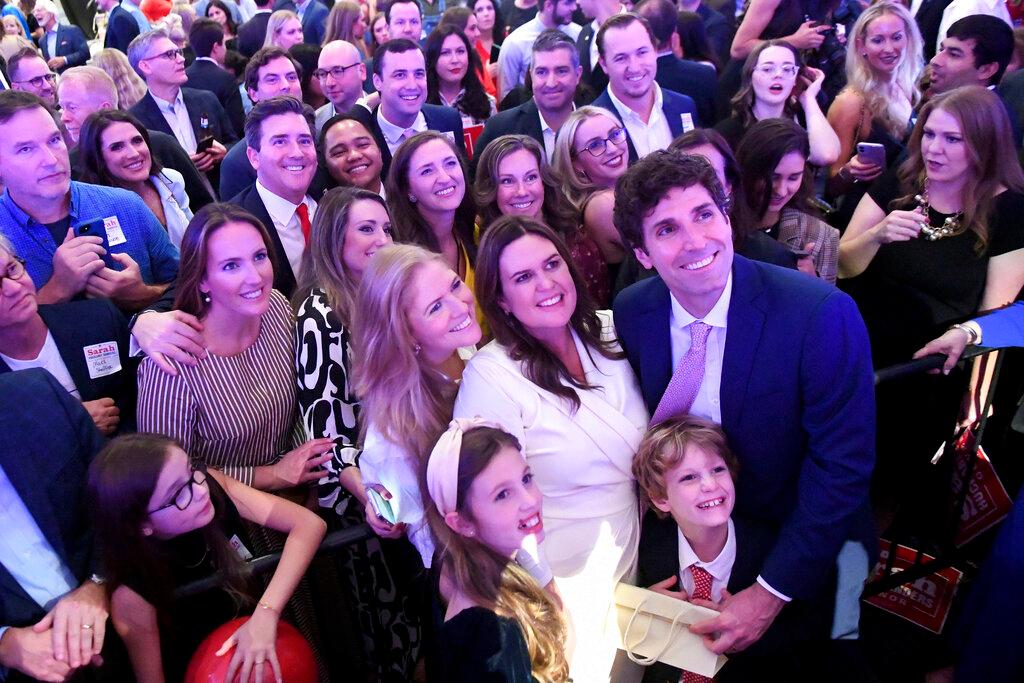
[89,48,148,109]
[265,10,299,48]
[428,426,569,682]
[551,105,619,210]
[352,244,459,460]
[845,1,923,139]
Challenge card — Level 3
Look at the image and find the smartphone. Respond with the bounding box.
[856,142,886,168]
[196,135,215,153]
[367,488,396,525]
[73,218,117,269]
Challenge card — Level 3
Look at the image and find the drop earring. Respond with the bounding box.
[408,194,417,203]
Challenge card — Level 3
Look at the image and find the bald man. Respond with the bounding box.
[57,66,214,210]
[314,40,367,133]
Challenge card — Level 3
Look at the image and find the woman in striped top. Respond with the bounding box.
[137,203,334,489]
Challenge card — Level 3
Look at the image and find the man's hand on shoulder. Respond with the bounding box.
[688,581,784,654]
[132,310,207,375]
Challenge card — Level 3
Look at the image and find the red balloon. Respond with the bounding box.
[185,617,317,683]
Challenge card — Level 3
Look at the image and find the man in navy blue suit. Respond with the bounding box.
[590,13,698,161]
[0,369,109,681]
[34,0,89,74]
[612,150,875,655]
[348,39,465,178]
[96,0,141,54]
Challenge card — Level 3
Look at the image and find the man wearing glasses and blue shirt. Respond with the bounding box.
[314,40,368,135]
[127,29,237,193]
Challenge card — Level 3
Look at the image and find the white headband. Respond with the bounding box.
[426,417,500,516]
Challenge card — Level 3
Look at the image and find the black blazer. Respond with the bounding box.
[470,98,544,175]
[348,103,466,179]
[0,300,136,433]
[636,512,835,682]
[228,184,299,296]
[129,87,238,148]
[104,3,140,54]
[696,3,734,67]
[0,369,105,629]
[185,58,246,138]
[40,24,90,72]
[577,23,608,94]
[655,54,719,126]
[237,10,272,58]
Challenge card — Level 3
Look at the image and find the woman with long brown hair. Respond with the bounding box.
[426,421,569,681]
[454,215,647,681]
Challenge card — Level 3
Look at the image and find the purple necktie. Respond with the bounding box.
[651,321,712,424]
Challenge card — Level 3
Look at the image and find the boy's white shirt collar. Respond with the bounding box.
[677,517,735,586]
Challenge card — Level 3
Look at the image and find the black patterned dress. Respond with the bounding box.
[294,288,422,680]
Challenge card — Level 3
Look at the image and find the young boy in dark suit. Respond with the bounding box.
[633,415,834,682]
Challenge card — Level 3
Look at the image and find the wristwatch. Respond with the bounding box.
[950,321,982,346]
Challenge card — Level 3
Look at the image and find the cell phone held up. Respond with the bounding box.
[196,113,215,153]
[73,218,119,270]
[856,142,886,169]
[367,488,397,525]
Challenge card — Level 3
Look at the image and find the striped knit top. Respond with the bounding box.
[137,291,301,485]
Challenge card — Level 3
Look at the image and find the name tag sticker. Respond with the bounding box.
[83,341,121,379]
[103,216,127,247]
[681,112,694,133]
[229,534,253,561]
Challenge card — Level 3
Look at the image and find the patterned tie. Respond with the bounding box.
[681,565,714,683]
[651,321,712,424]
[400,128,418,143]
[296,202,311,245]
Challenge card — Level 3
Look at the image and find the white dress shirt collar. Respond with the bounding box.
[608,79,664,123]
[377,107,427,151]
[677,518,736,603]
[669,271,732,331]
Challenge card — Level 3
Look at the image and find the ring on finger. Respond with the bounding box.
[82,624,94,630]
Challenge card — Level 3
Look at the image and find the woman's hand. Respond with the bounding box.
[843,155,883,183]
[871,208,925,244]
[788,20,829,50]
[82,398,120,435]
[216,609,281,683]
[914,327,971,375]
[798,66,826,105]
[272,438,335,488]
[363,484,406,539]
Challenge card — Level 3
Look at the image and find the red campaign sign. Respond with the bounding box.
[950,430,1013,546]
[463,124,484,159]
[864,540,963,634]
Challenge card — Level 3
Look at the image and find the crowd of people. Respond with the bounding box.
[1,0,1024,681]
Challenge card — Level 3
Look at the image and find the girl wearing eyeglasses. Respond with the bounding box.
[715,40,839,169]
[88,433,326,683]
[552,106,631,276]
[474,134,610,307]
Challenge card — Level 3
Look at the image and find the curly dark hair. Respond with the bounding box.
[613,149,728,252]
[424,25,491,123]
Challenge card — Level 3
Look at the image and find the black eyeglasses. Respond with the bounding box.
[575,126,627,158]
[143,48,185,62]
[149,466,208,513]
[14,72,56,88]
[0,257,26,285]
[314,63,362,80]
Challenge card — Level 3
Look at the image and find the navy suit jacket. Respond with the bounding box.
[655,54,718,126]
[185,58,246,138]
[637,513,834,681]
[103,3,140,54]
[613,256,876,600]
[227,184,299,297]
[40,24,90,72]
[0,369,104,629]
[129,88,238,148]
[348,103,466,179]
[273,0,329,44]
[237,10,272,58]
[591,86,699,162]
[0,300,136,433]
[577,23,608,95]
[470,98,544,175]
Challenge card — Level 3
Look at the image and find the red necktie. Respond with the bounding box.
[681,565,714,683]
[296,202,311,245]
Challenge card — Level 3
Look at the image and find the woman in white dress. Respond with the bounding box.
[353,243,483,569]
[76,109,193,247]
[454,215,648,681]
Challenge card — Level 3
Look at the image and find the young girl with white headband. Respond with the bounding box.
[426,418,569,682]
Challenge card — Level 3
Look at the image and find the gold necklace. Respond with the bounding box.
[914,183,966,241]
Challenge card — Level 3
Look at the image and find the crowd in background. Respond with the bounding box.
[2,0,1024,681]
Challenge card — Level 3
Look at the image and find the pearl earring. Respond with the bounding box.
[408,194,417,203]
[413,343,421,355]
